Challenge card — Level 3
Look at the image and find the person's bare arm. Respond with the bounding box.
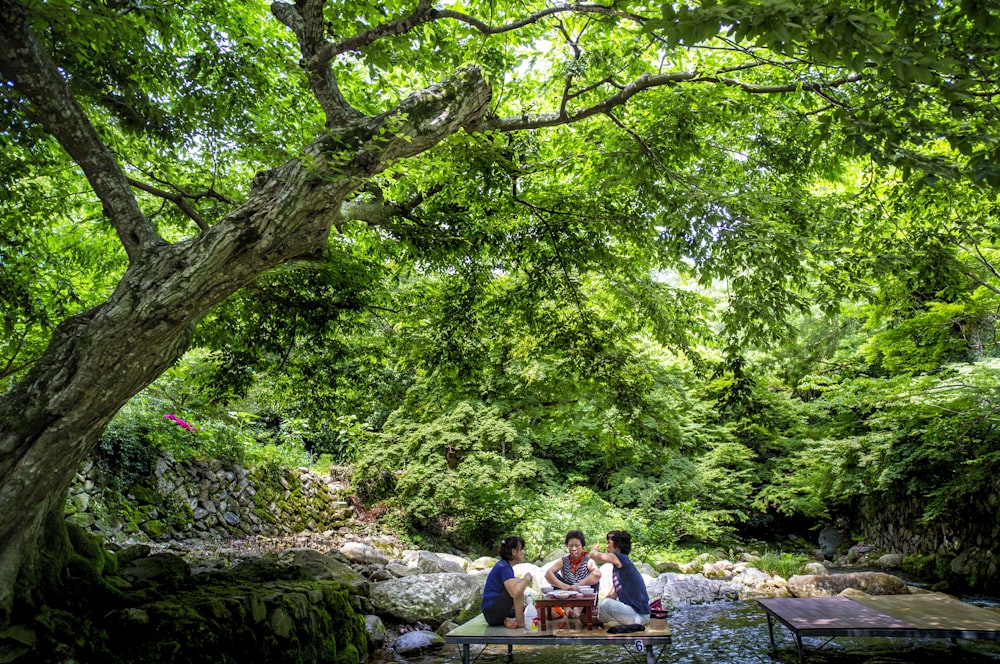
[504,572,533,597]
[578,560,601,587]
[589,545,621,568]
[544,566,568,589]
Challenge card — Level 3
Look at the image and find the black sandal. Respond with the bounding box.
[607,624,645,634]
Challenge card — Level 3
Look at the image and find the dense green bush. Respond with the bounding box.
[353,400,544,546]
[518,487,624,558]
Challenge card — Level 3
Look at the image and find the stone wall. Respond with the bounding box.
[856,491,1000,589]
[65,453,355,544]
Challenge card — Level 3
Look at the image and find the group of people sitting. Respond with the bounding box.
[481,529,651,629]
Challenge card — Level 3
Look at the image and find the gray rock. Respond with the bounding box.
[877,553,904,570]
[653,572,739,608]
[370,572,485,623]
[469,556,496,571]
[787,572,909,597]
[817,527,845,560]
[436,619,459,636]
[277,548,369,595]
[846,544,873,563]
[416,551,465,574]
[385,562,416,577]
[341,542,389,565]
[804,562,830,575]
[364,614,386,648]
[120,553,191,587]
[394,629,444,655]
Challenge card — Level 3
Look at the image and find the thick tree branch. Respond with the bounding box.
[484,70,863,132]
[339,184,443,229]
[271,0,364,126]
[0,0,159,263]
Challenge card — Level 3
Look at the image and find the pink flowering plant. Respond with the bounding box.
[163,413,197,433]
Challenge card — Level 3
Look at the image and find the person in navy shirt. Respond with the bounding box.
[589,530,650,626]
[482,536,533,627]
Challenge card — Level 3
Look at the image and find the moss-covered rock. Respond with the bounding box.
[97,579,366,664]
[140,519,169,539]
[66,521,111,578]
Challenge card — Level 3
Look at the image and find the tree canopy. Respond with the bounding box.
[2,0,1000,623]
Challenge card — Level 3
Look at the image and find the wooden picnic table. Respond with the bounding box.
[444,613,671,664]
[533,593,598,630]
[758,592,1000,663]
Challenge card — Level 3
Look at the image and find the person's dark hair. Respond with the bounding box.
[606,530,632,555]
[498,536,525,561]
[565,529,586,546]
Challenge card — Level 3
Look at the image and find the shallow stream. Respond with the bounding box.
[380,597,1000,664]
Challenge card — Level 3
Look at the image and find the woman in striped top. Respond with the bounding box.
[544,529,601,617]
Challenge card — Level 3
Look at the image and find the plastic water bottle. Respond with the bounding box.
[524,593,539,633]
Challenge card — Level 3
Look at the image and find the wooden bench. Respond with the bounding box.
[444,613,671,664]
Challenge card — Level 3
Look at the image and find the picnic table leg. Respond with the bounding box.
[507,643,514,661]
[766,613,776,647]
[461,644,470,664]
[646,644,655,664]
[584,604,593,630]
[795,633,804,664]
[539,607,548,632]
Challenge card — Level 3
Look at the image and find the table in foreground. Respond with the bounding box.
[757,593,1000,664]
[444,613,671,664]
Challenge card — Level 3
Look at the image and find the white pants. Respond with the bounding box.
[599,597,650,625]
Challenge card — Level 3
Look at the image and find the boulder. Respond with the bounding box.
[877,553,904,570]
[803,562,830,575]
[434,551,471,571]
[636,562,657,578]
[817,527,845,560]
[341,542,389,565]
[512,562,544,590]
[469,556,496,571]
[120,553,191,588]
[787,572,909,597]
[364,614,386,650]
[369,572,485,623]
[278,548,369,595]
[385,562,416,577]
[394,629,444,655]
[654,572,739,608]
[655,561,684,574]
[416,551,465,574]
[846,544,873,564]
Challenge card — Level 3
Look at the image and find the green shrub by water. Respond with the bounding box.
[751,551,810,578]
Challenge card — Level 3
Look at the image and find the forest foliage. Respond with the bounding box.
[4,0,1000,559]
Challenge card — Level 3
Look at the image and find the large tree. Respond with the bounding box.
[1,0,997,622]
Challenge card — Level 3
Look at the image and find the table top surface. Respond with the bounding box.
[534,593,597,607]
[757,593,1000,637]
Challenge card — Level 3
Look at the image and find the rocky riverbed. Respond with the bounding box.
[123,529,969,661]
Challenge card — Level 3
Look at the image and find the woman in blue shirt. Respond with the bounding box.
[589,530,650,627]
[482,536,533,627]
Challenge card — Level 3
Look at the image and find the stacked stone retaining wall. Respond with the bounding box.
[857,492,1000,589]
[65,453,354,544]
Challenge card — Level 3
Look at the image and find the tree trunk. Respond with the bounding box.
[0,66,491,622]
